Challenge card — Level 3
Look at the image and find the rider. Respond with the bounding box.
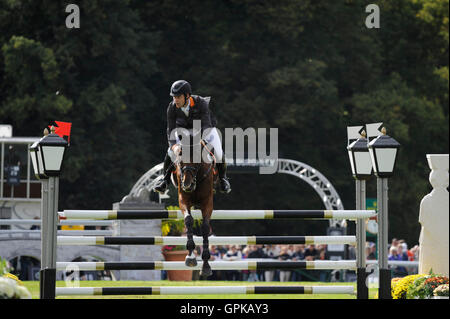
[154,80,231,194]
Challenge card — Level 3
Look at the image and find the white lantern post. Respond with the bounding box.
[347,128,373,299]
[368,127,400,299]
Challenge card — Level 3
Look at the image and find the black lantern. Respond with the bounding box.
[347,130,373,180]
[30,127,68,178]
[368,127,401,178]
[30,140,46,179]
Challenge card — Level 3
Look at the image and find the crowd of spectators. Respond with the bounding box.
[188,243,339,282]
[387,238,420,277]
[183,238,421,282]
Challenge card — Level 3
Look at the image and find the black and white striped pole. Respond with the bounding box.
[30,126,68,299]
[347,126,373,299]
[368,126,400,299]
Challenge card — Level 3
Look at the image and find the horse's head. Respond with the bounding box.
[175,129,214,193]
[176,139,202,193]
[179,161,200,193]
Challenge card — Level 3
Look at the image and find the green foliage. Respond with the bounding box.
[406,275,432,299]
[0,258,12,276]
[161,206,186,237]
[406,275,449,299]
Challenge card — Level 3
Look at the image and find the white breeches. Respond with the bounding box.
[168,127,223,163]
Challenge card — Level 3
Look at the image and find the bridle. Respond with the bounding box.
[176,140,216,192]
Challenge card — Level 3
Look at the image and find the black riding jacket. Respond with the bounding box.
[166,95,217,146]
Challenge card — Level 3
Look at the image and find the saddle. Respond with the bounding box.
[170,163,219,189]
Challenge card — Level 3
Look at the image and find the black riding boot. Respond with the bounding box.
[154,154,173,193]
[216,162,231,193]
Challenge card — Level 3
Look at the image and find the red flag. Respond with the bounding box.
[49,121,72,144]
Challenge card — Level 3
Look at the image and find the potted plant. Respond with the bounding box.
[405,273,448,299]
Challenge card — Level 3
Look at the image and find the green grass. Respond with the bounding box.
[22,280,378,299]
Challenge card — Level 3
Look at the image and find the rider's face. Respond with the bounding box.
[173,94,187,108]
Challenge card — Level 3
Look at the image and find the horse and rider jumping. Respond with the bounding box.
[154,80,231,277]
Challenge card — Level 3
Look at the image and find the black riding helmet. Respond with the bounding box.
[170,80,192,97]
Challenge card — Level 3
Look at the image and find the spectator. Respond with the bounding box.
[389,238,399,250]
[287,245,295,257]
[396,244,408,261]
[409,245,419,261]
[388,246,398,260]
[291,245,305,281]
[241,245,250,280]
[388,246,408,277]
[395,244,409,276]
[209,245,221,261]
[304,244,318,261]
[292,245,304,261]
[263,245,278,282]
[247,245,266,281]
[208,245,223,280]
[241,245,250,258]
[223,245,242,281]
[317,245,330,282]
[217,245,228,257]
[366,242,376,260]
[278,246,292,282]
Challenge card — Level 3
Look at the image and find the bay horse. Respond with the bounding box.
[170,133,218,277]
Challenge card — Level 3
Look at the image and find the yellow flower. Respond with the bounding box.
[3,273,23,286]
[392,274,426,299]
[161,223,170,236]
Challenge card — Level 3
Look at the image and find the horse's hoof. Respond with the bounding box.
[200,266,212,278]
[185,257,197,267]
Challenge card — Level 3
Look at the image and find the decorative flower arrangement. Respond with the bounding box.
[161,206,188,253]
[421,276,448,297]
[161,206,203,253]
[387,273,449,299]
[406,275,448,299]
[433,284,449,297]
[405,275,432,299]
[0,259,32,299]
[391,274,427,299]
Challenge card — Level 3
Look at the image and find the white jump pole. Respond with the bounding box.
[56,235,357,246]
[56,260,357,271]
[56,285,355,296]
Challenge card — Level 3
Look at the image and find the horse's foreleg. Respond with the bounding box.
[200,217,212,277]
[183,210,197,267]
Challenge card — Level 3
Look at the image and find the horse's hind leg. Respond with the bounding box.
[184,211,197,267]
[200,217,212,277]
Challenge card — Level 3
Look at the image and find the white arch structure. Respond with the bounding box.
[121,159,345,226]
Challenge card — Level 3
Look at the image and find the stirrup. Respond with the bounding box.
[220,178,231,194]
[154,180,168,193]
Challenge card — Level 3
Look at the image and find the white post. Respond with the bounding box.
[356,179,368,299]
